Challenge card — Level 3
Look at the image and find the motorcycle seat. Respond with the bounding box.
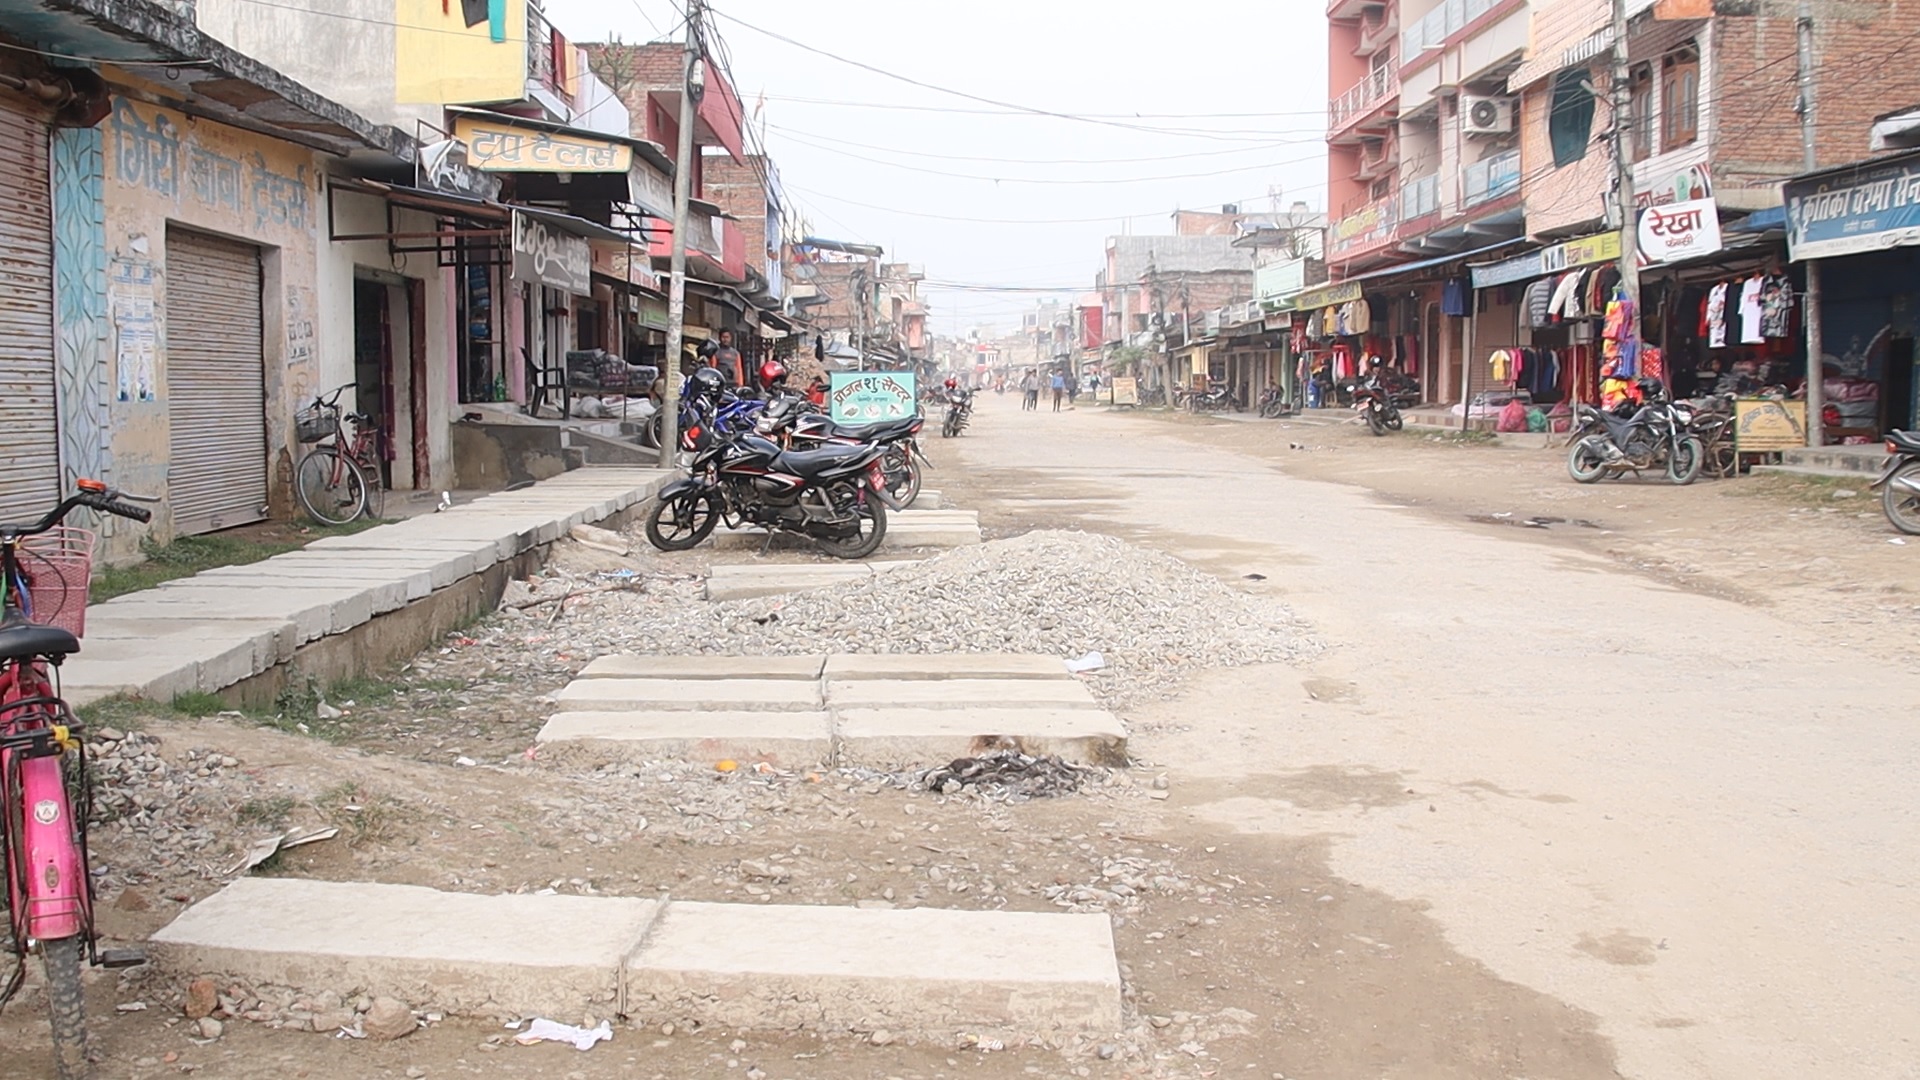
[0,621,79,661]
[1888,430,1920,454]
[774,443,877,478]
[822,417,920,442]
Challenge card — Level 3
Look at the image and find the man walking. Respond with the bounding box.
[1020,369,1039,411]
[1050,370,1067,412]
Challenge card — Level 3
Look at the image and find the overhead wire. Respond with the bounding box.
[763,123,1319,165]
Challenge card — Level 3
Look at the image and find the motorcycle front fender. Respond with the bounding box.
[1871,454,1920,491]
[654,476,711,503]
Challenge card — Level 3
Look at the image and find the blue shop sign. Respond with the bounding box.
[1786,150,1920,261]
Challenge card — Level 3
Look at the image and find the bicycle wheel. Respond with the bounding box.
[295,449,367,526]
[44,934,88,1079]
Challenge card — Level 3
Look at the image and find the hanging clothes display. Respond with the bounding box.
[1442,278,1469,317]
[1704,282,1729,348]
[1759,274,1794,339]
[1737,275,1765,345]
[1525,279,1554,329]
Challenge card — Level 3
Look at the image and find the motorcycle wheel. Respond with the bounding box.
[643,490,719,551]
[941,412,957,438]
[1385,408,1404,431]
[813,487,888,560]
[1366,408,1387,436]
[1568,438,1610,483]
[640,411,663,449]
[1884,462,1920,535]
[887,450,922,510]
[1667,435,1705,486]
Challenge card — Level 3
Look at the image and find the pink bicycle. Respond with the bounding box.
[1,479,154,1078]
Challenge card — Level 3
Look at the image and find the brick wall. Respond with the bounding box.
[704,154,769,274]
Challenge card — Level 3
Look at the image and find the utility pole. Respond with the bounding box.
[1799,0,1824,446]
[1608,0,1641,319]
[852,265,867,372]
[658,0,703,468]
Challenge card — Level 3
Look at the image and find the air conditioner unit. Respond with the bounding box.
[1462,96,1516,136]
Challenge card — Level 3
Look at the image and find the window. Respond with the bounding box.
[1662,45,1700,150]
[1133,313,1150,333]
[1549,68,1596,168]
[1370,178,1391,200]
[1629,64,1654,162]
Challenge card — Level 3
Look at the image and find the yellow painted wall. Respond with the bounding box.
[395,0,529,106]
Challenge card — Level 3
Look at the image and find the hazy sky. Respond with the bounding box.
[542,0,1329,335]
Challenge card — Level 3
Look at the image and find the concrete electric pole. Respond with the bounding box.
[1608,0,1641,317]
[658,0,703,467]
[1798,0,1824,446]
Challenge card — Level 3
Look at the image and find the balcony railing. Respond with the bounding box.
[1462,150,1522,208]
[1400,173,1441,219]
[1329,58,1400,134]
[527,4,568,101]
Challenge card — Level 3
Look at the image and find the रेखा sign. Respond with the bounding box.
[1734,398,1808,453]
[828,371,919,423]
[1638,198,1723,266]
[510,210,591,296]
[1110,376,1139,407]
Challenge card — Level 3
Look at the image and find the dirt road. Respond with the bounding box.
[932,399,1920,1080]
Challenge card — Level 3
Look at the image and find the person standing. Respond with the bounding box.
[1020,369,1039,411]
[1065,372,1080,406]
[1050,369,1067,412]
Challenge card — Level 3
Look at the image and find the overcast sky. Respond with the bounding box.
[541,0,1328,336]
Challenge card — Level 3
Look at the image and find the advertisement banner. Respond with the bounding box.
[1080,305,1104,351]
[510,210,591,295]
[828,372,918,422]
[1785,150,1920,261]
[1110,376,1139,407]
[1471,231,1622,288]
[1637,198,1723,266]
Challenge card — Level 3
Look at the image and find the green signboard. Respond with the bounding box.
[828,371,919,422]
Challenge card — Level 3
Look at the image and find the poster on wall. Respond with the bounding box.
[828,371,918,422]
[1734,398,1808,452]
[1637,199,1723,266]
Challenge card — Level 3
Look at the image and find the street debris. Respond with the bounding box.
[1064,650,1107,674]
[513,1017,613,1051]
[922,753,1095,801]
[231,826,338,875]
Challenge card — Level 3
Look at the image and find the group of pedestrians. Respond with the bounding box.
[1017,368,1099,412]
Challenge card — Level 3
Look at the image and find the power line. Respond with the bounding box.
[768,128,1323,186]
[765,123,1319,164]
[704,4,1293,144]
[758,94,1334,120]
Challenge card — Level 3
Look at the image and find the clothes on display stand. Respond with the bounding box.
[1698,273,1795,347]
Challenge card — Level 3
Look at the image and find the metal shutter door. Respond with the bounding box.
[165,228,267,534]
[0,90,58,526]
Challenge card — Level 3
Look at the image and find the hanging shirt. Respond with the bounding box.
[1525,279,1554,328]
[1738,276,1765,345]
[1442,278,1469,317]
[1760,275,1794,339]
[1549,273,1583,322]
[1490,349,1510,383]
[1706,282,1729,348]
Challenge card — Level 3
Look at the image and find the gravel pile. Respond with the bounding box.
[520,530,1317,706]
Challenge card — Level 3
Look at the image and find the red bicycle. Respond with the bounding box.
[1,479,155,1078]
[293,382,385,525]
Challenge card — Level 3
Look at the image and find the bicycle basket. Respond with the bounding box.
[295,403,338,444]
[16,527,96,639]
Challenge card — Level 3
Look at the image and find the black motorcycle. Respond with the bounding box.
[1257,386,1297,419]
[757,394,929,510]
[644,426,899,559]
[1871,430,1920,535]
[1187,381,1236,413]
[1350,376,1403,436]
[940,386,973,438]
[1567,379,1704,485]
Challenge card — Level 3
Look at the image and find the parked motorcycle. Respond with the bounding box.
[940,385,974,438]
[1870,430,1920,534]
[1351,377,1403,436]
[1567,379,1704,485]
[756,393,929,509]
[1186,381,1236,414]
[1257,386,1297,419]
[644,424,898,559]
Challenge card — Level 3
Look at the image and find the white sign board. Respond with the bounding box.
[1637,198,1723,267]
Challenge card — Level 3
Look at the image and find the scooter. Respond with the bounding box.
[1871,430,1920,534]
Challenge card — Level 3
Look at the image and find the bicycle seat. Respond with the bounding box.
[0,622,79,661]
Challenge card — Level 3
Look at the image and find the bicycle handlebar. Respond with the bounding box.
[0,481,156,538]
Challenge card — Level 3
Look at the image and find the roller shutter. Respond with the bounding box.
[165,228,267,534]
[0,88,58,527]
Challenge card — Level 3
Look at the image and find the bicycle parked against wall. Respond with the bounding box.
[1,480,157,1079]
[293,383,385,526]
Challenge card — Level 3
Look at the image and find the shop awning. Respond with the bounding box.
[446,106,673,175]
[515,205,642,246]
[1341,238,1527,287]
[688,281,747,312]
[328,176,506,221]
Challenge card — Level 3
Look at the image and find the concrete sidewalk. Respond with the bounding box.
[65,468,669,705]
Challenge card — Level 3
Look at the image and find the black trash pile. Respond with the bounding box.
[921,752,1095,802]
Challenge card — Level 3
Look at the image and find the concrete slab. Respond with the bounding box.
[158,578,407,617]
[91,598,334,644]
[554,678,823,712]
[705,564,873,601]
[835,708,1128,767]
[624,902,1122,1033]
[908,490,944,510]
[881,523,982,550]
[823,654,1069,681]
[200,563,435,602]
[149,878,660,1017]
[574,655,827,681]
[891,509,979,524]
[535,710,834,765]
[829,679,1099,710]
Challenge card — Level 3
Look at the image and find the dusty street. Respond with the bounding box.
[3,396,1915,1080]
[934,398,1920,1080]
